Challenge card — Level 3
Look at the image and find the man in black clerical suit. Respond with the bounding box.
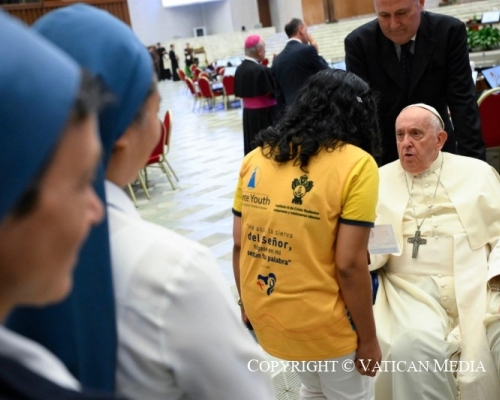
[271,18,329,111]
[156,42,169,80]
[169,44,180,81]
[345,0,485,166]
[234,35,277,155]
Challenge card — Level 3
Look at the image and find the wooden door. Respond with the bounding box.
[301,0,326,26]
[331,0,374,20]
[257,0,272,28]
[1,0,131,26]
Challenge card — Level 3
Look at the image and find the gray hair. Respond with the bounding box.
[245,42,263,57]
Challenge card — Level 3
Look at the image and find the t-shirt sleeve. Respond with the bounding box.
[339,154,379,227]
[232,175,243,217]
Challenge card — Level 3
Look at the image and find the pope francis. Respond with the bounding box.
[370,103,500,399]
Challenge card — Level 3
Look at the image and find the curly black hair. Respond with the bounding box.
[256,69,381,172]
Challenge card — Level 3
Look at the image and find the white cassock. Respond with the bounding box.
[371,152,500,400]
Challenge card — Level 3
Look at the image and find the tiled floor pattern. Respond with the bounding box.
[136,80,243,285]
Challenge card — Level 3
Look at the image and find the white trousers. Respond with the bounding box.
[375,287,500,400]
[296,352,374,400]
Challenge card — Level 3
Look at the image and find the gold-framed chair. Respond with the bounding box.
[478,87,500,170]
[161,110,178,182]
[127,173,150,207]
[198,76,223,110]
[222,75,239,110]
[185,77,202,111]
[143,113,177,190]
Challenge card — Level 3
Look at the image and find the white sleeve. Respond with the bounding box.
[160,244,275,400]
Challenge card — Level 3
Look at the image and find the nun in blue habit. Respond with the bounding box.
[5,3,154,392]
[0,11,124,399]
[4,7,130,394]
[7,3,154,393]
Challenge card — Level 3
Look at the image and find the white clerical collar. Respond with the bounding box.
[244,56,260,64]
[427,151,444,174]
[406,151,443,180]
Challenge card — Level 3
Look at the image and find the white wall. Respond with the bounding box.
[164,26,276,71]
[268,0,303,32]
[227,0,260,31]
[127,0,260,45]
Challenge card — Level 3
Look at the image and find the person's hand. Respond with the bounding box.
[309,33,319,52]
[354,338,382,377]
[240,306,249,325]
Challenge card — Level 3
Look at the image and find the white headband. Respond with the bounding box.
[402,103,445,129]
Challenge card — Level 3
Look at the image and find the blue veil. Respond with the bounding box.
[0,11,80,222]
[6,5,152,393]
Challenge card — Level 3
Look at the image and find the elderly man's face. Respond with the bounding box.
[395,107,447,174]
[375,0,424,45]
[257,40,266,62]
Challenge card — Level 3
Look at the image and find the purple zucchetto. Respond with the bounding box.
[245,34,261,49]
[0,11,80,223]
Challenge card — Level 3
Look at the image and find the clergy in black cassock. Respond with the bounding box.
[234,34,277,155]
[169,44,180,81]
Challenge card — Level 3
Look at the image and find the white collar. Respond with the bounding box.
[405,151,443,180]
[105,180,140,218]
[244,56,260,64]
[287,38,303,44]
[0,326,80,390]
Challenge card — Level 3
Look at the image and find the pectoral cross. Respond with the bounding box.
[407,230,427,258]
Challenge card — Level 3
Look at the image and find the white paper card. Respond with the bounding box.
[368,224,400,254]
[481,11,500,24]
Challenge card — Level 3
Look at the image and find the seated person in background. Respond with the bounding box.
[205,62,216,73]
[0,11,120,399]
[35,5,275,400]
[370,103,500,399]
[234,34,277,156]
[233,69,382,400]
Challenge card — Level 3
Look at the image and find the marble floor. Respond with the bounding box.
[136,78,243,287]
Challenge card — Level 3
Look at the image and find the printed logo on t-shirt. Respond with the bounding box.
[256,273,277,295]
[291,174,313,205]
[247,167,261,189]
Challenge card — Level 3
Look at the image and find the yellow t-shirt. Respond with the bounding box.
[233,144,379,361]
